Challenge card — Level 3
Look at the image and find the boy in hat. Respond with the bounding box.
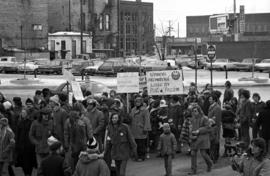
[73,137,110,176]
[158,123,177,176]
[39,136,71,176]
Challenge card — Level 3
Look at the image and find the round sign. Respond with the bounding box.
[207,45,216,61]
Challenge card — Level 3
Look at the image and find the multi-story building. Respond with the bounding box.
[119,0,154,56]
[48,0,118,55]
[0,0,48,50]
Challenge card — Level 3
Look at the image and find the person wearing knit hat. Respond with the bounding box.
[73,137,110,176]
[2,101,12,111]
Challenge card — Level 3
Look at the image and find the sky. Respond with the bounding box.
[127,0,270,37]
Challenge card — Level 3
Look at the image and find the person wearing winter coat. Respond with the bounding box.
[50,95,68,145]
[168,95,184,153]
[223,81,234,104]
[148,100,160,152]
[232,138,270,176]
[157,123,177,176]
[29,108,53,169]
[73,137,110,176]
[0,117,15,176]
[237,89,253,149]
[85,99,105,152]
[16,109,36,176]
[189,105,212,175]
[130,96,151,161]
[64,111,89,169]
[105,113,137,176]
[257,100,270,155]
[208,94,222,163]
[251,93,265,139]
[39,136,71,176]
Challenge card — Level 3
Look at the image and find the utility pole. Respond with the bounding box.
[80,0,83,54]
[117,0,120,57]
[69,0,71,31]
[168,20,173,37]
[20,25,23,49]
[177,22,179,38]
[194,38,198,88]
[123,16,127,58]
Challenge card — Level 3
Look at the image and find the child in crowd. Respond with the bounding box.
[158,123,177,176]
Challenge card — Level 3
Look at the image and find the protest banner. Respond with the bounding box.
[71,81,84,101]
[117,72,139,93]
[146,70,184,95]
[139,72,147,91]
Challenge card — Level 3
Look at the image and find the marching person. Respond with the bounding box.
[105,112,137,176]
[251,93,265,139]
[157,123,177,176]
[189,105,212,175]
[130,96,151,161]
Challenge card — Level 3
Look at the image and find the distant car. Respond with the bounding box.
[83,60,104,75]
[52,81,111,97]
[74,54,91,60]
[255,59,270,72]
[0,56,19,73]
[96,59,140,76]
[70,60,94,76]
[187,57,208,69]
[35,59,62,75]
[17,61,39,73]
[206,58,237,71]
[234,58,260,71]
[141,59,176,71]
[175,56,193,67]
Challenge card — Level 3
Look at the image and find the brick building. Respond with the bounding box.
[119,0,154,56]
[0,0,48,50]
[48,0,118,54]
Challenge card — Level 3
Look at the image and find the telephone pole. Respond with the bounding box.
[80,0,83,54]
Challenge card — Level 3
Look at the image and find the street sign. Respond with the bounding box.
[207,44,216,61]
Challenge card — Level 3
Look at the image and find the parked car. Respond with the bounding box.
[96,59,140,76]
[83,60,104,75]
[0,56,20,73]
[141,59,177,71]
[187,57,208,69]
[255,59,270,72]
[17,61,39,73]
[175,56,193,67]
[34,59,62,75]
[234,58,260,71]
[70,60,94,76]
[52,81,111,97]
[205,58,238,71]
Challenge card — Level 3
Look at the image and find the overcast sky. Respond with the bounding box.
[127,0,270,37]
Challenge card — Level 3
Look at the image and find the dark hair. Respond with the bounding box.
[209,94,218,102]
[225,81,231,87]
[252,93,261,100]
[35,90,42,95]
[266,100,270,108]
[251,138,267,161]
[58,93,68,103]
[213,90,222,99]
[84,90,92,97]
[42,88,51,98]
[110,112,121,125]
[241,89,250,99]
[102,92,108,98]
[172,95,179,102]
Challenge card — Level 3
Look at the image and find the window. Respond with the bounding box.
[82,40,86,54]
[99,15,103,30]
[33,24,42,31]
[88,0,93,13]
[61,40,66,50]
[50,40,55,51]
[105,14,110,30]
[82,13,86,31]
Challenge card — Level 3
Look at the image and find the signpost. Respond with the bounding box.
[207,44,216,87]
[146,70,184,95]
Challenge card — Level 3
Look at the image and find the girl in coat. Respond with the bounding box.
[105,113,137,176]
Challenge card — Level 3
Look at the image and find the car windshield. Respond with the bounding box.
[242,59,253,63]
[216,59,228,62]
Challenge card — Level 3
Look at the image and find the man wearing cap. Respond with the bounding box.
[50,95,68,145]
[25,98,39,121]
[130,96,151,161]
[39,136,71,176]
[85,98,105,152]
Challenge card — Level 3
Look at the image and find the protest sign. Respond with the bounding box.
[71,81,84,101]
[117,72,139,93]
[146,70,183,95]
[139,73,147,91]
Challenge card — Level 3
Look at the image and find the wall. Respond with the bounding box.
[0,0,48,49]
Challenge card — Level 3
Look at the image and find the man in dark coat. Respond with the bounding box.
[257,100,270,155]
[39,136,70,176]
[251,93,265,139]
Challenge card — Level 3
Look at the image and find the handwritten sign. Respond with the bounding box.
[146,70,183,95]
[117,72,139,93]
[139,73,147,91]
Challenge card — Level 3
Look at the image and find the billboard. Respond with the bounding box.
[209,14,229,34]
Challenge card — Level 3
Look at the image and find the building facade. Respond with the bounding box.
[48,0,118,55]
[0,0,48,50]
[119,0,154,56]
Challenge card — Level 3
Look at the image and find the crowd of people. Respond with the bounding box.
[0,80,270,176]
